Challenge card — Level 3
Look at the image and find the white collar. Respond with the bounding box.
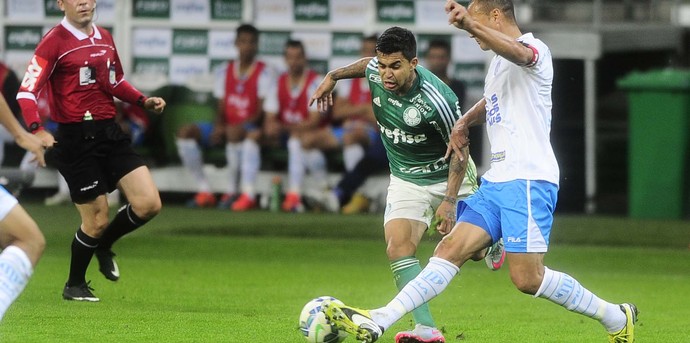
[60,17,102,41]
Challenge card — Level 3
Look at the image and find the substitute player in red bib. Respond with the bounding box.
[175,24,275,210]
[16,0,166,302]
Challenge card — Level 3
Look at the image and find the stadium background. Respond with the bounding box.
[1,0,690,216]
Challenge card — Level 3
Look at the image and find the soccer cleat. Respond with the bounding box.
[95,249,120,281]
[62,281,100,302]
[322,301,384,343]
[281,192,304,212]
[186,192,216,208]
[485,238,506,271]
[231,193,256,211]
[395,324,445,343]
[216,193,239,209]
[45,191,71,206]
[608,303,638,343]
[342,193,370,215]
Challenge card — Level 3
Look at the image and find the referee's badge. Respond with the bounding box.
[403,107,421,127]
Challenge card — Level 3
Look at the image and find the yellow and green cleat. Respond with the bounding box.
[608,303,638,343]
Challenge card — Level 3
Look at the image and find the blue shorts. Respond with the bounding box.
[457,179,558,253]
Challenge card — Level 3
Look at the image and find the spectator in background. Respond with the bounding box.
[263,39,326,213]
[175,24,275,210]
[424,39,483,161]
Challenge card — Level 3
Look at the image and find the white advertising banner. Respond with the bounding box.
[329,0,369,28]
[169,56,210,85]
[290,31,331,60]
[170,0,211,23]
[6,0,45,20]
[93,0,117,23]
[415,0,451,29]
[255,0,294,27]
[132,28,173,57]
[208,30,236,60]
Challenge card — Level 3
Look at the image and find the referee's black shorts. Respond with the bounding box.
[48,119,146,204]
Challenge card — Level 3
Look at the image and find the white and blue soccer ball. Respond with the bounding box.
[299,296,348,343]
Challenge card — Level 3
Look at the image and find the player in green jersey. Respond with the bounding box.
[310,26,504,343]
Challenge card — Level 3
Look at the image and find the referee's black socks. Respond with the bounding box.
[98,204,149,251]
[67,228,98,287]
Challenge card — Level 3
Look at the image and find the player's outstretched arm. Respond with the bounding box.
[435,149,468,235]
[309,57,373,112]
[445,0,534,66]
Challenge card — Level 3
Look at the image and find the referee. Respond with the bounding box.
[16,0,166,302]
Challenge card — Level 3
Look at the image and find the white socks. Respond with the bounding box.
[225,143,241,195]
[176,138,211,192]
[536,267,626,332]
[371,257,459,330]
[0,246,33,321]
[287,137,304,193]
[343,144,365,172]
[240,139,260,196]
[305,149,327,189]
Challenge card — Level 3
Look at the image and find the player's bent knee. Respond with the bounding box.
[510,273,541,295]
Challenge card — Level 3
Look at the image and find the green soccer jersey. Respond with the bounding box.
[366,58,474,186]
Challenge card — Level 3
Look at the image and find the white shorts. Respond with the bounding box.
[0,186,18,221]
[384,175,476,227]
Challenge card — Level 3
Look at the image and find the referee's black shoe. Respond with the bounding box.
[63,281,99,302]
[95,249,120,281]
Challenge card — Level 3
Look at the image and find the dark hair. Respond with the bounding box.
[471,0,516,23]
[427,39,451,55]
[284,39,305,56]
[236,24,259,40]
[376,27,416,61]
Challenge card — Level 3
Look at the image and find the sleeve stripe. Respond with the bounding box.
[422,80,456,139]
[367,58,378,72]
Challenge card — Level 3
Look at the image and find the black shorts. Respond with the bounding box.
[49,119,146,204]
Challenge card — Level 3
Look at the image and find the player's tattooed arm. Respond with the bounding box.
[434,149,468,235]
[310,57,373,111]
[328,58,372,81]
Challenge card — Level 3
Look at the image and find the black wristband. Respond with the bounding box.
[28,122,42,133]
[136,95,146,107]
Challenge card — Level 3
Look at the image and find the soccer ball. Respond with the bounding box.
[299,296,348,343]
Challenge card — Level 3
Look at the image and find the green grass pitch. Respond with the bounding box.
[0,202,688,342]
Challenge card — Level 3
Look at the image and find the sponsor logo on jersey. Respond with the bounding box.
[507,236,521,243]
[368,73,381,84]
[403,107,421,126]
[90,50,108,58]
[378,123,426,144]
[20,55,48,92]
[399,157,447,174]
[373,96,381,107]
[487,93,502,126]
[491,150,506,162]
[387,97,402,108]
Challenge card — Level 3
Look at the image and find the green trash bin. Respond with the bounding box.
[618,69,690,219]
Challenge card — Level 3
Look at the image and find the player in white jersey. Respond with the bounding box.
[318,2,638,343]
[0,93,46,322]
